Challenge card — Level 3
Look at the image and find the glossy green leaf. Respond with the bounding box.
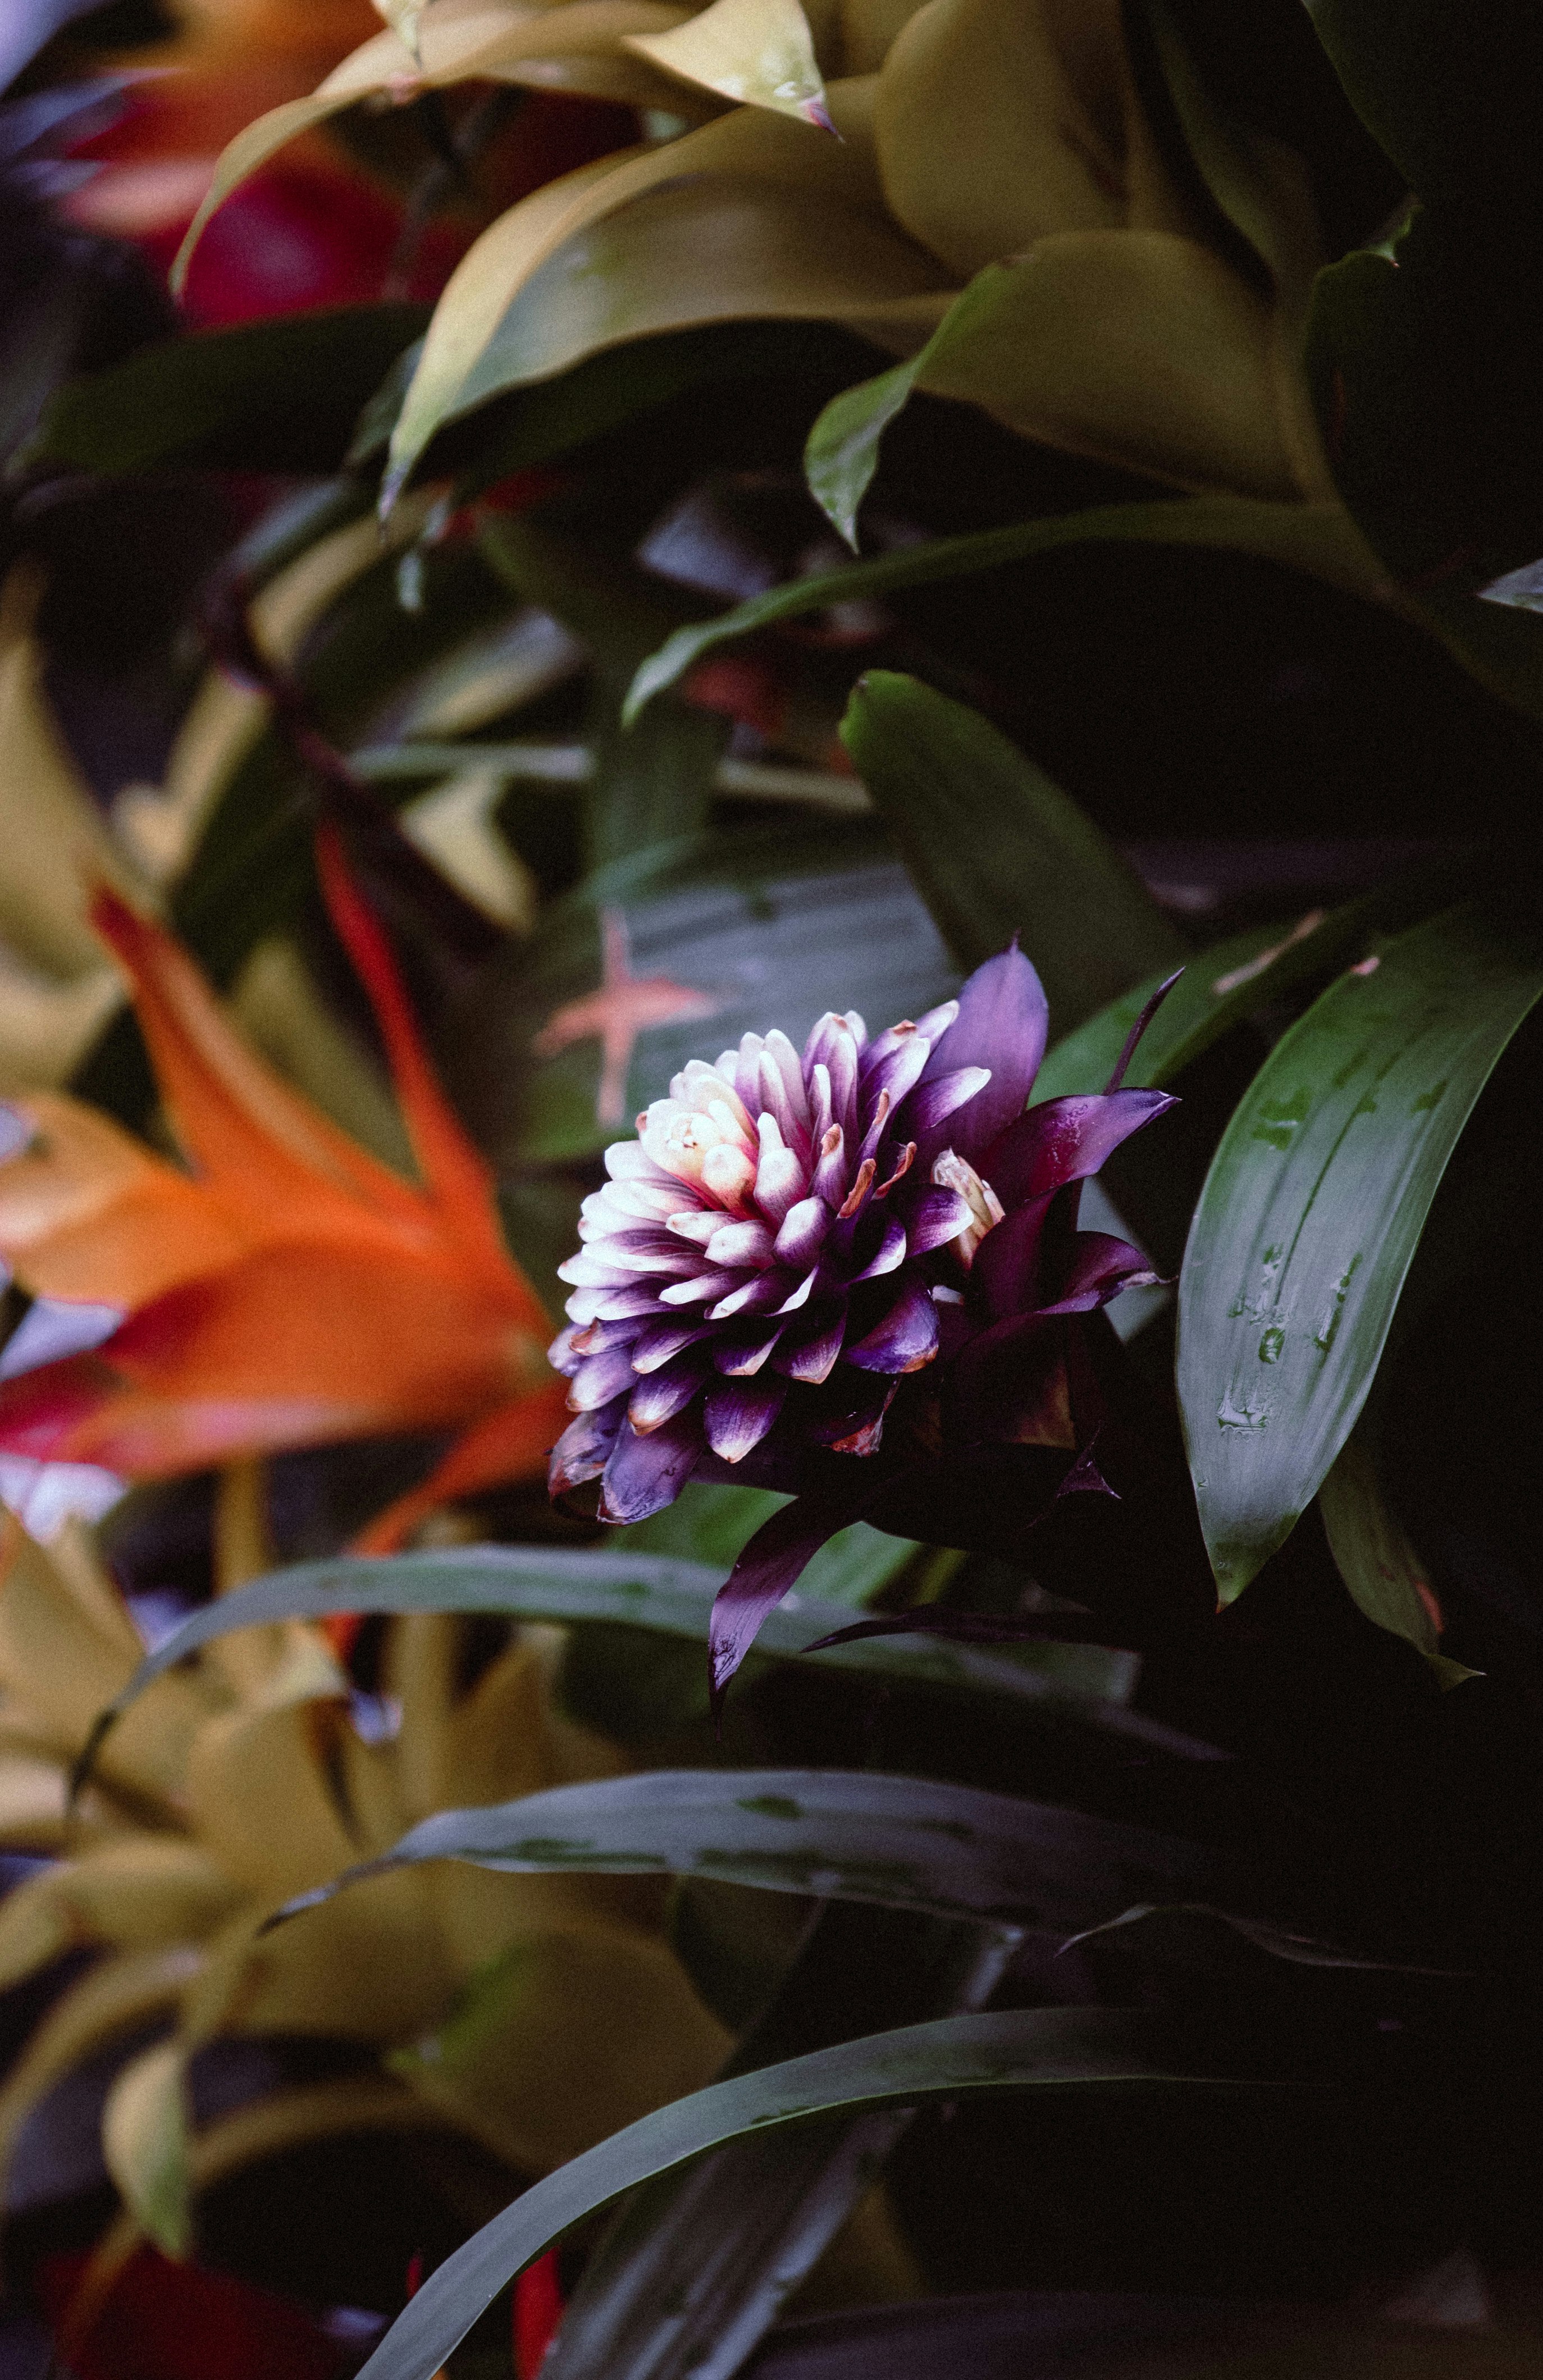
[540,1906,1004,2380]
[22,307,430,478]
[1031,891,1417,1101]
[803,266,1017,550]
[80,1551,1219,1789]
[350,319,862,474]
[623,497,1386,721]
[1063,1900,1457,1972]
[353,2006,1250,2380]
[618,1481,918,1609]
[1177,902,1543,1604]
[1318,1431,1478,1688]
[838,673,1185,1027]
[280,1766,1218,1935]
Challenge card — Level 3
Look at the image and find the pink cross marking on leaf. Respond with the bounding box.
[532,905,722,1126]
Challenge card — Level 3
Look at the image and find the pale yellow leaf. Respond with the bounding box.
[102,2041,191,2258]
[836,0,928,74]
[625,0,832,125]
[400,770,540,930]
[385,79,898,499]
[375,0,427,61]
[0,1520,222,1808]
[185,2076,448,2195]
[184,1875,460,2045]
[170,0,693,287]
[0,956,124,1099]
[0,1748,72,1849]
[452,173,945,412]
[393,1924,729,2171]
[874,0,1193,280]
[0,1840,240,1991]
[0,584,141,981]
[183,1700,363,1901]
[0,1945,200,2185]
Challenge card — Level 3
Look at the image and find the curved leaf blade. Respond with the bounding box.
[804,266,1021,549]
[353,2007,1254,2380]
[82,1551,1222,1780]
[1031,892,1412,1101]
[280,1766,1220,1933]
[1177,902,1543,1602]
[623,498,1386,721]
[1318,1432,1479,1687]
[838,673,1185,1024]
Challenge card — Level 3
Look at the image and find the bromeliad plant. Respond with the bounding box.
[548,942,1175,1697]
[0,1504,734,2270]
[10,0,1543,2374]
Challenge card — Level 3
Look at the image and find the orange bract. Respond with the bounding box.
[0,829,567,1544]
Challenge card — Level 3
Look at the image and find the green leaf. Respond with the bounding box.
[1063,1900,1456,1971]
[1317,1431,1479,1688]
[21,306,430,477]
[838,673,1185,1027]
[352,320,864,474]
[1031,893,1419,1102]
[280,1766,1218,1934]
[802,24,1328,554]
[1176,902,1543,1604]
[102,2043,192,2261]
[162,542,515,991]
[477,511,729,866]
[352,2007,1252,2380]
[1143,0,1320,313]
[618,1481,918,1609]
[468,323,873,491]
[540,1904,1005,2380]
[1304,0,1542,200]
[80,1551,1219,1789]
[623,497,1387,721]
[803,268,1021,551]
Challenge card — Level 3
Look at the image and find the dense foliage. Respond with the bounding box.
[1,0,1542,2374]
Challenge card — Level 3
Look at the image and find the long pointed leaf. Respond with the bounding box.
[278,1767,1222,1934]
[838,673,1185,1027]
[1318,1432,1479,1687]
[622,499,1386,721]
[81,1552,1222,1784]
[542,1910,1011,2380]
[1177,902,1543,1602]
[1031,904,1387,1101]
[353,2007,1254,2380]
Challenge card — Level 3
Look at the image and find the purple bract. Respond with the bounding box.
[549,948,1174,1587]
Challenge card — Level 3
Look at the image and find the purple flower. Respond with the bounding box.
[548,947,1180,1701]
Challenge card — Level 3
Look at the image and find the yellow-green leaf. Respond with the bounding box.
[624,0,832,124]
[101,2041,193,2259]
[384,82,886,506]
[375,0,426,62]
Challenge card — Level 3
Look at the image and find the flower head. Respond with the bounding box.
[549,945,1175,1612]
[0,828,567,1549]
